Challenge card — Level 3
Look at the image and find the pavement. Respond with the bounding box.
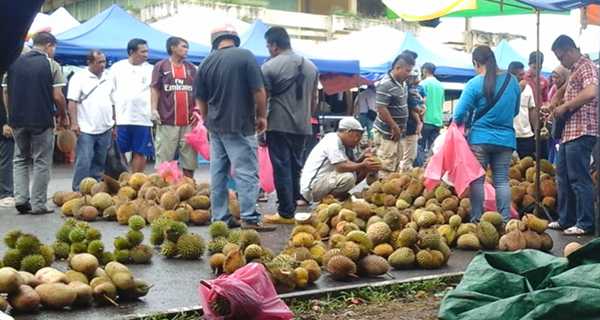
[0,164,595,320]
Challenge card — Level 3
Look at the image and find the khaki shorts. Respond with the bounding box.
[304,171,356,202]
[399,134,419,172]
[155,124,197,171]
[372,129,403,178]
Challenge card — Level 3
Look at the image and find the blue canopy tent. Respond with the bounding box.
[239,20,360,75]
[55,5,210,65]
[493,39,528,70]
[360,32,475,83]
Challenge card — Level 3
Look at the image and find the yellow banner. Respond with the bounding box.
[383,0,477,21]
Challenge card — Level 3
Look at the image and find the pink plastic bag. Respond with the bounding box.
[198,263,294,320]
[484,183,519,219]
[424,123,485,196]
[156,160,183,184]
[185,117,210,160]
[258,146,275,194]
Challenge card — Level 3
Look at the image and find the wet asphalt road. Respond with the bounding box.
[0,165,594,320]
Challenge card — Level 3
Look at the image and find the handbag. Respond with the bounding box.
[104,138,128,179]
[464,73,512,136]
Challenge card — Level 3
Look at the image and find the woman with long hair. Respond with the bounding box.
[453,45,521,222]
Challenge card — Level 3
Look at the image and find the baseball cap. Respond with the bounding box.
[338,117,364,132]
[210,24,240,49]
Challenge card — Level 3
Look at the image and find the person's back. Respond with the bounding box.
[454,73,520,149]
[262,51,318,135]
[197,46,263,135]
[6,50,56,128]
[421,76,445,128]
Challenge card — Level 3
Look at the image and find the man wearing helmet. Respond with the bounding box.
[194,25,274,231]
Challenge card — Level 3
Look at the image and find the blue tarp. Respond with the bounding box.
[493,39,528,70]
[55,5,210,65]
[360,32,475,83]
[239,20,360,75]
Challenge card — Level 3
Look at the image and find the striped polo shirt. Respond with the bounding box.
[373,73,408,137]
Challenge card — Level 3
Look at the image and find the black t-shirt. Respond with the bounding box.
[194,47,264,136]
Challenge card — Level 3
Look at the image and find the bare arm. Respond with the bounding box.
[377,104,401,140]
[196,98,208,119]
[150,87,160,112]
[549,85,566,107]
[311,77,319,116]
[254,88,267,119]
[335,160,364,173]
[67,100,78,133]
[2,89,8,120]
[52,87,67,127]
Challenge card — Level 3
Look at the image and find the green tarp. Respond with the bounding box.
[439,238,600,320]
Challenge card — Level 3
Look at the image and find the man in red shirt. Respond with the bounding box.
[524,51,549,106]
[547,35,599,235]
[151,37,198,178]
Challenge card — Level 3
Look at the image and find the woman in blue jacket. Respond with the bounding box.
[454,45,520,222]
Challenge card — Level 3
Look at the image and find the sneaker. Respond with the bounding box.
[563,226,589,236]
[296,199,309,207]
[15,202,31,214]
[548,221,563,230]
[263,213,295,225]
[294,212,312,223]
[241,221,276,232]
[227,219,241,229]
[0,197,15,208]
[30,208,53,215]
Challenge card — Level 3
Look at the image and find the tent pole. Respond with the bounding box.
[534,9,542,217]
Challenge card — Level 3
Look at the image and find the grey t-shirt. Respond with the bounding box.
[373,73,408,136]
[261,51,318,135]
[195,46,264,136]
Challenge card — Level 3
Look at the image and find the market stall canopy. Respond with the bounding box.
[493,39,527,70]
[55,5,210,65]
[150,6,249,46]
[239,20,361,75]
[28,7,80,38]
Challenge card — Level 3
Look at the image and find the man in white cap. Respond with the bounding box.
[300,117,381,203]
[194,24,273,231]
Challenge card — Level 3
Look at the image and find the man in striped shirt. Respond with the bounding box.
[372,53,415,178]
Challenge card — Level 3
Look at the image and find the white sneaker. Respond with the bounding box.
[0,197,15,208]
[548,221,562,230]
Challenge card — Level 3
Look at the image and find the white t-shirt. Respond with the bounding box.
[109,59,153,126]
[300,133,349,199]
[355,88,376,114]
[67,69,114,134]
[514,84,534,138]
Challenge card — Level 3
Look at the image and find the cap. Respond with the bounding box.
[210,24,240,49]
[338,117,364,132]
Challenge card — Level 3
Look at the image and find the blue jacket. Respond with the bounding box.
[453,73,520,149]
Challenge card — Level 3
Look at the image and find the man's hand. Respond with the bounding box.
[390,125,402,141]
[2,125,12,138]
[256,116,267,134]
[553,104,569,118]
[540,105,552,119]
[58,114,69,129]
[70,122,80,136]
[361,158,382,172]
[190,111,200,127]
[151,109,161,125]
[257,132,267,147]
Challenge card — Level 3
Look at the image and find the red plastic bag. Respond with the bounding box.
[185,116,210,160]
[198,263,294,320]
[156,160,183,184]
[258,146,275,194]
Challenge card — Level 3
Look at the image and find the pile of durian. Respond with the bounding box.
[508,156,557,213]
[52,172,238,226]
[0,257,150,314]
[1,231,55,275]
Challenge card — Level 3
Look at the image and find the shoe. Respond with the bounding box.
[228,219,241,229]
[263,213,295,225]
[548,221,563,230]
[241,221,276,232]
[0,197,15,208]
[563,226,589,236]
[294,212,312,223]
[30,208,53,215]
[15,202,31,214]
[296,199,309,207]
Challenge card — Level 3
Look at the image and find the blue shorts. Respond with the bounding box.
[116,125,154,158]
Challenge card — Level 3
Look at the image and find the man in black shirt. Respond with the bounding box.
[0,70,14,208]
[3,32,67,214]
[195,25,274,231]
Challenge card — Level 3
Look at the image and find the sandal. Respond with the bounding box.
[563,226,589,236]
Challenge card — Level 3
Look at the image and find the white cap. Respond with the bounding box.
[338,117,364,132]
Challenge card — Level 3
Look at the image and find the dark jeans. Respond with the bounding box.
[415,123,440,167]
[0,137,14,198]
[267,131,307,218]
[72,130,112,191]
[556,135,596,232]
[516,136,535,159]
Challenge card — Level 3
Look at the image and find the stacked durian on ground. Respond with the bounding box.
[508,156,557,214]
[53,172,240,226]
[0,257,150,314]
